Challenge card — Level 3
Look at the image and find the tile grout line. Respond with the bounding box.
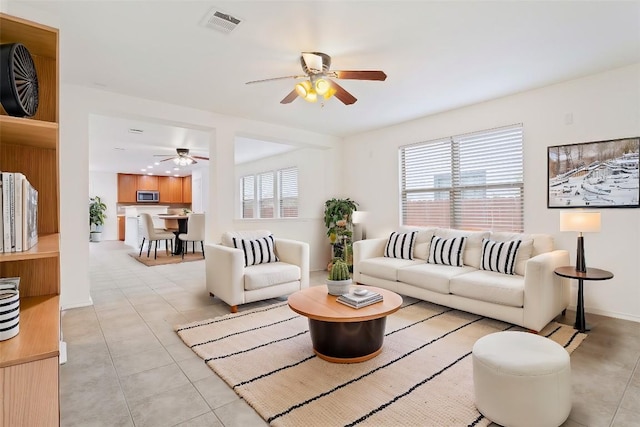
[90,273,137,427]
[609,352,640,426]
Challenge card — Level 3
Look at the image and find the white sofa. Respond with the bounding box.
[205,230,310,312]
[353,227,570,332]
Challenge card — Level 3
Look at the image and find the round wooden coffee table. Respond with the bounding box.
[288,285,402,363]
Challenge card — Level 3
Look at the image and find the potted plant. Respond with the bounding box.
[326,259,352,295]
[89,196,107,242]
[324,198,358,270]
[324,198,358,242]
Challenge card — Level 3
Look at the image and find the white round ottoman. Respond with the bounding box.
[472,331,571,427]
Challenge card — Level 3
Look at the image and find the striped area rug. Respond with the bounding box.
[175,300,586,427]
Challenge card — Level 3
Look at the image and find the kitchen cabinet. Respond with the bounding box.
[137,175,158,191]
[117,216,125,241]
[0,13,60,426]
[158,176,183,203]
[182,175,192,203]
[118,174,191,204]
[117,173,137,203]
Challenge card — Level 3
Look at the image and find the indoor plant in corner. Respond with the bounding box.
[326,259,352,296]
[89,196,107,242]
[324,198,358,270]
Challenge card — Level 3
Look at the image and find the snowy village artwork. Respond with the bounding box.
[548,137,639,208]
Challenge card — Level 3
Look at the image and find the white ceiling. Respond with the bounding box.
[17,1,640,174]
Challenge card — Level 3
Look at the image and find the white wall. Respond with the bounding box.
[57,85,340,310]
[344,64,640,322]
[6,1,636,321]
[190,168,208,214]
[88,171,117,240]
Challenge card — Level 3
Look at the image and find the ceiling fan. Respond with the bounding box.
[154,148,209,166]
[246,52,387,105]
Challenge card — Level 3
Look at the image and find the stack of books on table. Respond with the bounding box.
[336,290,383,309]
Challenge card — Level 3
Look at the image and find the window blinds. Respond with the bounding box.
[241,167,299,219]
[278,167,298,218]
[401,124,524,231]
[258,172,275,218]
[241,175,255,219]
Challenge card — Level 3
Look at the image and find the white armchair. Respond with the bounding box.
[205,230,309,312]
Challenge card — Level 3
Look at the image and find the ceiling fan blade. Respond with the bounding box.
[280,89,298,104]
[245,75,305,84]
[159,157,175,162]
[334,70,387,81]
[192,155,209,160]
[329,80,357,105]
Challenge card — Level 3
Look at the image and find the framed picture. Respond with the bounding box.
[547,137,639,208]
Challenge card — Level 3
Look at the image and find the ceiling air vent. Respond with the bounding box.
[202,8,242,34]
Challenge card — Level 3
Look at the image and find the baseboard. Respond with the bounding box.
[568,304,640,323]
[59,340,67,365]
[61,296,94,311]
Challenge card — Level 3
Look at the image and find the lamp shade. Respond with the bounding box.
[351,211,368,224]
[559,211,601,233]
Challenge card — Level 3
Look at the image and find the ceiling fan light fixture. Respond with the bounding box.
[295,80,312,98]
[314,78,330,95]
[173,157,193,166]
[323,86,337,100]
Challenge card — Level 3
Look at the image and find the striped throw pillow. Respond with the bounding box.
[232,235,279,267]
[480,238,522,275]
[427,236,466,267]
[384,231,417,260]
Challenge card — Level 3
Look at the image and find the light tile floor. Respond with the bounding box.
[60,240,640,426]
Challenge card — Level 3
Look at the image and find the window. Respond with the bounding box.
[401,124,523,231]
[241,176,255,218]
[241,167,298,218]
[278,167,298,218]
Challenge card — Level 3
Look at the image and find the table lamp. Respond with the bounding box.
[351,211,368,240]
[559,211,601,273]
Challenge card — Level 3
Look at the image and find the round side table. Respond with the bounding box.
[554,266,613,332]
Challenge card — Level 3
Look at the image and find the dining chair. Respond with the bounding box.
[178,213,205,259]
[139,213,175,259]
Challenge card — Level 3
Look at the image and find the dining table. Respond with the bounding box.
[156,214,189,255]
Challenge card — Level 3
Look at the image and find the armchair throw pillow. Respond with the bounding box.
[480,238,522,275]
[232,234,279,267]
[384,231,418,260]
[427,236,466,267]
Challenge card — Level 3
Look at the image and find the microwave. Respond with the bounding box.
[137,190,159,203]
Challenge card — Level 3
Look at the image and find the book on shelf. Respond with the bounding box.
[336,290,383,309]
[2,172,13,252]
[0,171,38,253]
[0,176,3,253]
[22,178,38,250]
[14,173,25,252]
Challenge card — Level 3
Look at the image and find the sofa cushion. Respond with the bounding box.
[450,270,524,308]
[428,236,466,267]
[397,226,436,260]
[480,238,522,275]
[384,231,418,260]
[489,232,539,275]
[359,257,423,281]
[232,235,279,267]
[244,262,300,291]
[435,228,490,268]
[221,230,272,247]
[398,263,477,294]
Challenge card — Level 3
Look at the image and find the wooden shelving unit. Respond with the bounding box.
[0,13,60,426]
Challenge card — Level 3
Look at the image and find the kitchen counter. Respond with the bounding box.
[123,206,170,249]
